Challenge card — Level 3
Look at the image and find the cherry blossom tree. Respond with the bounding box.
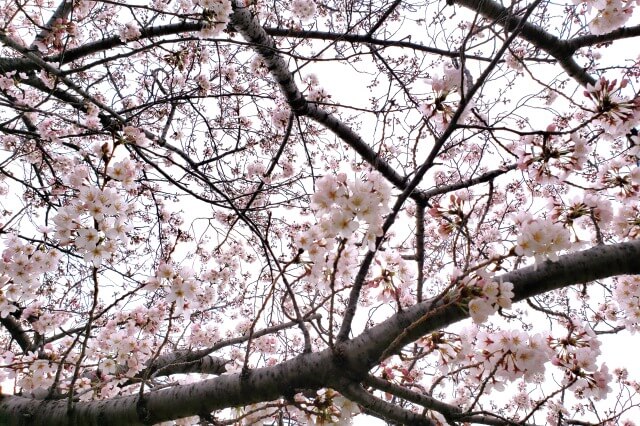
[0,0,639,424]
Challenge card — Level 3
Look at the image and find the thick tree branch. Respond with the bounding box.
[0,240,636,424]
[348,239,640,367]
[0,350,332,426]
[230,4,412,193]
[567,24,640,52]
[452,0,596,86]
[339,382,436,426]
[0,315,33,354]
[364,375,541,426]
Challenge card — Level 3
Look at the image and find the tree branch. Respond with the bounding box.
[0,314,34,353]
[567,24,640,52]
[364,375,542,426]
[264,26,497,62]
[230,4,412,193]
[0,240,636,424]
[348,239,640,368]
[452,0,595,86]
[338,382,436,426]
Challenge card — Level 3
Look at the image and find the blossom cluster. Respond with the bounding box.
[548,193,614,243]
[613,201,640,238]
[32,17,76,52]
[545,172,639,241]
[428,190,471,237]
[367,251,415,304]
[271,106,291,129]
[122,126,150,147]
[548,319,612,400]
[504,46,526,71]
[597,157,640,198]
[408,320,613,414]
[291,0,317,21]
[0,236,61,318]
[549,193,613,229]
[613,276,640,333]
[29,305,167,400]
[197,0,233,37]
[90,314,157,378]
[229,390,359,425]
[146,262,201,314]
[415,328,550,401]
[417,331,471,374]
[292,388,360,425]
[514,128,591,184]
[18,303,69,336]
[575,0,635,35]
[119,22,141,42]
[295,171,391,286]
[584,78,640,137]
[308,172,390,236]
[301,74,332,108]
[17,351,58,394]
[107,158,140,190]
[474,329,550,384]
[426,321,611,401]
[53,168,131,267]
[513,213,572,263]
[418,64,473,131]
[462,271,514,324]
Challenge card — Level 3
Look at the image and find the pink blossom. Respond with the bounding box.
[122,126,150,147]
[119,22,141,42]
[291,0,317,20]
[516,218,572,262]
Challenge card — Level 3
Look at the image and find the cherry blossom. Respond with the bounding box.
[119,22,141,42]
[122,126,150,147]
[198,0,232,36]
[0,0,638,424]
[419,64,473,131]
[584,77,640,137]
[464,272,514,323]
[515,217,572,262]
[291,0,317,21]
